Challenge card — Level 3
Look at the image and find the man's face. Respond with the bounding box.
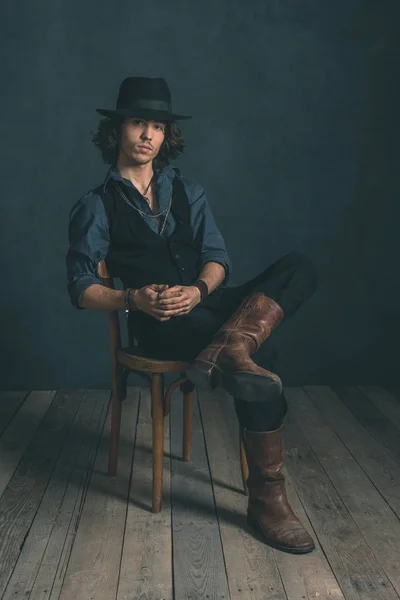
[119,117,166,165]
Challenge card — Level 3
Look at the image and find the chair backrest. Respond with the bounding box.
[97,259,112,282]
[97,260,122,357]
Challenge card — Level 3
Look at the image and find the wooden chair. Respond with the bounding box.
[97,260,249,513]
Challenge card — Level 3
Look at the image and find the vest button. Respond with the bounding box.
[180,266,185,271]
[175,254,180,259]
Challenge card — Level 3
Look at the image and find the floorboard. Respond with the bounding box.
[359,386,400,432]
[117,388,173,600]
[0,391,55,497]
[170,388,230,599]
[305,385,400,519]
[199,388,345,600]
[286,387,400,597]
[0,391,29,437]
[283,408,397,600]
[0,385,399,600]
[58,389,132,600]
[0,390,83,598]
[333,386,400,467]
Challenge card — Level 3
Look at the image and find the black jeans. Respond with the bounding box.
[129,251,319,431]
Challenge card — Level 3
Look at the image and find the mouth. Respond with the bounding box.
[137,145,152,152]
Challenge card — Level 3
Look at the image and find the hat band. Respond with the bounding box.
[117,98,172,112]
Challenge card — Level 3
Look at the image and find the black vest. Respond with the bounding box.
[95,174,200,290]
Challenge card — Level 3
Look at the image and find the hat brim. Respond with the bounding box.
[96,108,192,121]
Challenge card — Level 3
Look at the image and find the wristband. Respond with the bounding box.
[125,288,138,311]
[192,279,209,302]
[125,288,131,310]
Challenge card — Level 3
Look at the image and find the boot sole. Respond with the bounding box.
[247,514,315,555]
[220,371,283,402]
[186,360,221,391]
[187,362,283,401]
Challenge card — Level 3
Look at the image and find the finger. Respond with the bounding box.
[152,307,188,317]
[151,310,171,321]
[153,294,185,308]
[159,285,184,292]
[149,287,174,300]
[153,309,184,317]
[172,309,190,318]
[158,296,188,307]
[173,306,191,315]
[158,300,191,311]
[158,290,183,299]
[148,284,169,292]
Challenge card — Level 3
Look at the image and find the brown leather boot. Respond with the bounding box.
[243,426,315,554]
[187,292,284,402]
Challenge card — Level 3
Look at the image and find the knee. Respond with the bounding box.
[282,250,311,268]
[269,390,288,428]
[271,389,288,416]
[280,391,288,418]
[284,251,320,291]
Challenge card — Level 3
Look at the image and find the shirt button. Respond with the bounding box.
[180,267,185,271]
[175,254,180,259]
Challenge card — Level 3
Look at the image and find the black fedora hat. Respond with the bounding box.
[96,77,192,121]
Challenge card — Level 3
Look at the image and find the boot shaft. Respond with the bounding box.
[214,292,284,354]
[243,426,285,479]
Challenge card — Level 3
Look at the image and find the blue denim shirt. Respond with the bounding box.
[66,166,232,308]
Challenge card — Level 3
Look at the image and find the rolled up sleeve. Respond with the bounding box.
[184,180,232,283]
[66,193,110,309]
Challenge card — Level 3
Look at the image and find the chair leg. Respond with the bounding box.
[108,366,123,477]
[239,427,249,496]
[181,380,195,462]
[120,368,129,401]
[151,373,164,513]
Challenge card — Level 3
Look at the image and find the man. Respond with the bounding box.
[66,76,319,554]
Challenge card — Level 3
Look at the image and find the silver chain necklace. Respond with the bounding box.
[141,174,154,198]
[112,180,173,236]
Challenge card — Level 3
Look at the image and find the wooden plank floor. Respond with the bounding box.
[0,384,400,600]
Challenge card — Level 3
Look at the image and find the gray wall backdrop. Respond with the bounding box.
[1,1,399,389]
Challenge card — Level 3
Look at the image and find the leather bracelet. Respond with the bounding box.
[192,279,209,302]
[125,288,138,311]
[125,288,131,310]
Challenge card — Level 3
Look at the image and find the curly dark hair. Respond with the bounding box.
[91,116,185,169]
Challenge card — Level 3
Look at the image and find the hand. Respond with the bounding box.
[134,284,182,322]
[157,285,201,318]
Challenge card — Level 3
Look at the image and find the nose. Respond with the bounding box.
[141,125,152,140]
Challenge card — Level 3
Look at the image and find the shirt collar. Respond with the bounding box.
[102,165,177,192]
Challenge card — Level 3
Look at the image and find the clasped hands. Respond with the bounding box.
[134,283,201,322]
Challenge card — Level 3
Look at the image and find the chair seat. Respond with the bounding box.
[118,346,191,373]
